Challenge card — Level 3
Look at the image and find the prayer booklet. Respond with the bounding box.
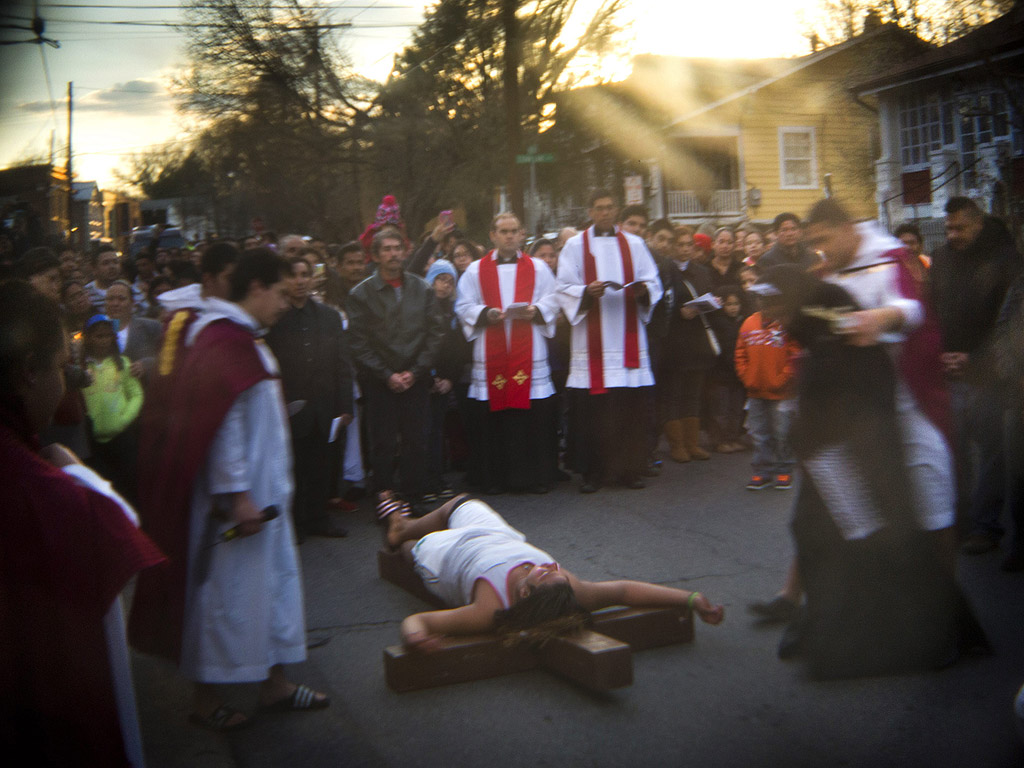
[602,280,644,291]
[684,293,723,313]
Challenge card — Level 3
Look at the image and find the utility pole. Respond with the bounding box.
[66,81,73,243]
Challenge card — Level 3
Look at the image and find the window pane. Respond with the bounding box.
[785,160,811,186]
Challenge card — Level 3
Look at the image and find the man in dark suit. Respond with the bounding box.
[267,249,354,539]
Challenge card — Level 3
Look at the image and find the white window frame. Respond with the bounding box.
[778,126,818,190]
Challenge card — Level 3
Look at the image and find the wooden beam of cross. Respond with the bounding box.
[378,548,695,693]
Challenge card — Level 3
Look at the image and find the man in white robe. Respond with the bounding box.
[133,249,329,731]
[454,213,560,493]
[556,191,663,493]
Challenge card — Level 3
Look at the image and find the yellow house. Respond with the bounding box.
[565,24,930,226]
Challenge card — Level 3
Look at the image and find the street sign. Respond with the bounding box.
[516,153,555,164]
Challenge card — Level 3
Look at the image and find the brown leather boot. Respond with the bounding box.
[663,419,690,463]
[683,417,711,460]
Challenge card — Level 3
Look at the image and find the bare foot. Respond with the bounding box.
[693,593,725,626]
[386,511,412,549]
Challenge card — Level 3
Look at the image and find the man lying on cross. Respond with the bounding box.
[379,494,724,651]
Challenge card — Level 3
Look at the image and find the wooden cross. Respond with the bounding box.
[378,548,695,693]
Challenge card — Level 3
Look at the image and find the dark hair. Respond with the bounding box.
[338,240,363,260]
[588,189,616,208]
[200,241,240,277]
[229,247,290,302]
[168,260,201,287]
[134,251,154,263]
[744,225,765,243]
[18,246,59,279]
[82,316,123,370]
[675,225,696,239]
[804,198,851,228]
[772,212,801,231]
[90,244,119,266]
[0,281,65,393]
[448,239,481,261]
[372,228,404,255]
[620,204,648,222]
[893,222,922,241]
[492,582,591,646]
[714,284,744,304]
[647,218,675,238]
[944,196,982,219]
[147,274,173,299]
[529,238,555,256]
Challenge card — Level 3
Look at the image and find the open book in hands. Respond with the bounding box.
[683,293,722,313]
[504,302,532,320]
[602,280,645,291]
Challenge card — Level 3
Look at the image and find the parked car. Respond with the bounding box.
[129,225,186,257]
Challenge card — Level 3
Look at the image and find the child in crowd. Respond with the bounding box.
[424,260,468,502]
[81,314,144,500]
[734,291,800,490]
[708,285,748,453]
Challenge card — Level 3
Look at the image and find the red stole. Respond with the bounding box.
[582,229,640,394]
[479,252,535,411]
[129,319,272,663]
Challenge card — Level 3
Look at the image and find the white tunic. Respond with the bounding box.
[179,304,307,683]
[556,227,663,389]
[824,221,953,532]
[455,253,559,401]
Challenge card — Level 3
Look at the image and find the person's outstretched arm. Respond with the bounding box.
[401,581,503,652]
[568,574,724,625]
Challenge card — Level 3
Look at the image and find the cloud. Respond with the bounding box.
[17,79,171,114]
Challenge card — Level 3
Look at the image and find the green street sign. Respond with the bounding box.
[515,153,555,164]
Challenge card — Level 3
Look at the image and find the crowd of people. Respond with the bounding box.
[2,186,1023,764]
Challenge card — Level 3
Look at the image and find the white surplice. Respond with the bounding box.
[556,227,663,390]
[455,253,559,402]
[178,303,307,683]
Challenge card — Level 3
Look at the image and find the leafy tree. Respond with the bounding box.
[803,0,1014,46]
[373,0,626,234]
[159,0,375,237]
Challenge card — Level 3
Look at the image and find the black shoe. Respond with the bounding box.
[777,608,806,660]
[528,484,550,494]
[748,596,799,623]
[1002,550,1024,572]
[580,481,599,494]
[621,478,645,490]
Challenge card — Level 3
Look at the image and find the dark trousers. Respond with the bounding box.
[708,377,747,445]
[465,396,556,491]
[950,381,1006,538]
[569,387,649,485]
[658,368,707,420]
[88,421,138,505]
[1005,406,1024,556]
[361,376,429,500]
[290,422,340,536]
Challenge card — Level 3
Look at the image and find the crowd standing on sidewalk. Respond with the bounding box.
[2,186,1022,764]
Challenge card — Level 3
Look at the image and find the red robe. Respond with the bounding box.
[129,318,271,663]
[0,404,165,767]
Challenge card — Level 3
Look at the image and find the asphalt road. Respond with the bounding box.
[134,450,1024,768]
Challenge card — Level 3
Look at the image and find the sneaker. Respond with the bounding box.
[774,474,793,490]
[746,475,773,490]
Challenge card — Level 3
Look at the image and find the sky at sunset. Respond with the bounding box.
[0,0,814,188]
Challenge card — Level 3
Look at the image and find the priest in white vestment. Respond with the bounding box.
[556,191,663,493]
[455,212,561,493]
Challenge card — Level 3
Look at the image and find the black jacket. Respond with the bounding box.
[347,270,445,384]
[266,298,353,439]
[758,242,819,271]
[659,260,718,372]
[931,216,1022,364]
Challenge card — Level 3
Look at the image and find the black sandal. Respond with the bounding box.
[189,704,251,732]
[259,684,330,713]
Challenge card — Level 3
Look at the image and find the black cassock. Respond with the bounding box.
[785,281,987,680]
